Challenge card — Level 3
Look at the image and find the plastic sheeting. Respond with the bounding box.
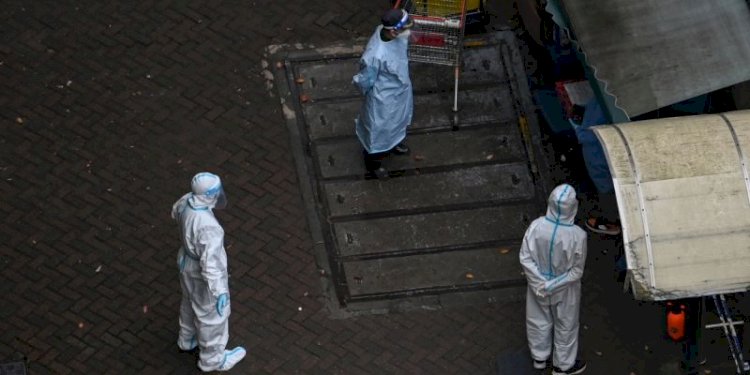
[551,0,750,118]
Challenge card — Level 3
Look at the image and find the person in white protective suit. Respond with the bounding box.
[172,172,246,372]
[519,184,588,375]
[352,8,414,178]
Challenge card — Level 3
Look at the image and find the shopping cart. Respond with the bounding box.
[394,0,469,117]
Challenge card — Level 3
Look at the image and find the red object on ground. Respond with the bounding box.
[666,301,686,341]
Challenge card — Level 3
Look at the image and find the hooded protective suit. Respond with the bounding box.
[353,25,413,154]
[172,172,245,372]
[519,184,587,371]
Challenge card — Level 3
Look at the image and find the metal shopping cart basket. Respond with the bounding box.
[394,0,469,116]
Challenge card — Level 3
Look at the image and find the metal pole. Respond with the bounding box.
[453,66,459,113]
[713,294,750,374]
[452,0,468,129]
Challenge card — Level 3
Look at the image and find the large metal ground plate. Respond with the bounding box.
[268,31,549,313]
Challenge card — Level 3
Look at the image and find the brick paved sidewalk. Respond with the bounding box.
[1,1,744,374]
[0,1,529,374]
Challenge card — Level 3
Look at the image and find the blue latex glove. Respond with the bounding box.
[216,293,228,317]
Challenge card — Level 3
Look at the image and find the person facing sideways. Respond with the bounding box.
[352,8,415,179]
[519,184,588,375]
[172,172,246,372]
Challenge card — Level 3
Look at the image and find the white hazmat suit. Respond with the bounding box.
[519,184,587,372]
[172,172,245,372]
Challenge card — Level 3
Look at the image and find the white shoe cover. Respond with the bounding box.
[178,336,197,351]
[217,347,246,371]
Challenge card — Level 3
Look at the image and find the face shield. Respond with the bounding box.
[205,184,227,209]
[191,172,228,210]
[396,28,412,40]
[383,9,414,35]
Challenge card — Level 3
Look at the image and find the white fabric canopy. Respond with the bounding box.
[594,110,750,300]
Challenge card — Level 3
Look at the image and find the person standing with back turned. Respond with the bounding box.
[519,184,588,374]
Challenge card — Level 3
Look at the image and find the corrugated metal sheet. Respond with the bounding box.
[558,0,750,117]
[593,110,750,300]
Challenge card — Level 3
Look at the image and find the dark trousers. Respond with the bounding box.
[592,192,619,223]
[363,149,388,172]
[681,297,703,375]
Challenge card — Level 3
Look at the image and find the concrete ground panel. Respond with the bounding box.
[295,59,360,100]
[323,163,534,217]
[304,85,517,140]
[344,247,524,296]
[315,124,524,179]
[295,45,510,102]
[333,205,534,257]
